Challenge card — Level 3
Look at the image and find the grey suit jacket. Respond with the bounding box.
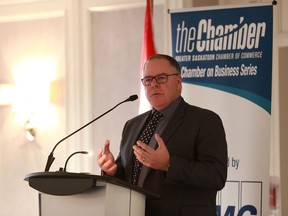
[114,98,227,216]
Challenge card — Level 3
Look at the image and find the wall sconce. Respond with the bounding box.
[0,57,59,142]
[24,119,36,142]
[0,57,59,141]
[0,83,37,141]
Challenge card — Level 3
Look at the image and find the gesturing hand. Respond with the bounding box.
[97,140,117,176]
[133,133,170,171]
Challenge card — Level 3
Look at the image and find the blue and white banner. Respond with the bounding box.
[170,4,273,216]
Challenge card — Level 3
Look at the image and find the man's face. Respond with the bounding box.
[143,58,182,111]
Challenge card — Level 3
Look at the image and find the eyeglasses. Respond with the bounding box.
[141,74,179,86]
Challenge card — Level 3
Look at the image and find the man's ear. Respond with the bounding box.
[177,75,182,84]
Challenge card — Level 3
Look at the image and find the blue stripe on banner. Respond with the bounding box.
[184,81,271,114]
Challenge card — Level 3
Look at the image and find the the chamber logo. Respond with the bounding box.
[175,17,266,53]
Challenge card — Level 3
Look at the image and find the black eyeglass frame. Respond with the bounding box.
[141,73,179,86]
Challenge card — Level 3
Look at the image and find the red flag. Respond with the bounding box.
[139,0,156,113]
[140,0,156,68]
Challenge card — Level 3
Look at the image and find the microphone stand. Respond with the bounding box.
[44,95,138,172]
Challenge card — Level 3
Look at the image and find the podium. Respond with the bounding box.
[25,172,157,216]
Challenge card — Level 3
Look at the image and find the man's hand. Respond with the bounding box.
[133,133,170,171]
[97,140,117,176]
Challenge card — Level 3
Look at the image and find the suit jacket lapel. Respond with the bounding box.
[161,100,186,147]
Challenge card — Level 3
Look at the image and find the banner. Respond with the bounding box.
[170,4,273,216]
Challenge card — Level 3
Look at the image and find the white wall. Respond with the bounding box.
[0,7,67,216]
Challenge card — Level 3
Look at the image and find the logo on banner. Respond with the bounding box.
[174,17,266,53]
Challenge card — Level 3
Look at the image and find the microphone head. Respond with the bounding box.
[128,94,138,102]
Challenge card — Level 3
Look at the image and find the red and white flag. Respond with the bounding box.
[139,0,156,114]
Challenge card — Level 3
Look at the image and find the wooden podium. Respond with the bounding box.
[25,172,157,216]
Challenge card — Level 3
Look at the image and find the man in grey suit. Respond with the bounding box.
[97,54,227,216]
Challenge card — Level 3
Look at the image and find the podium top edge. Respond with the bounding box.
[24,171,100,180]
[24,172,160,198]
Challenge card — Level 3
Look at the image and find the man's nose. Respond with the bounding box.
[150,78,160,87]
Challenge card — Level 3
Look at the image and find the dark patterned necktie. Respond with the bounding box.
[132,111,163,185]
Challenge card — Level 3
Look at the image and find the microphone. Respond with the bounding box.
[44,94,138,172]
[59,151,89,172]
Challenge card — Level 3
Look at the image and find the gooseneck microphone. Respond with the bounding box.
[44,94,138,172]
[59,151,89,172]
